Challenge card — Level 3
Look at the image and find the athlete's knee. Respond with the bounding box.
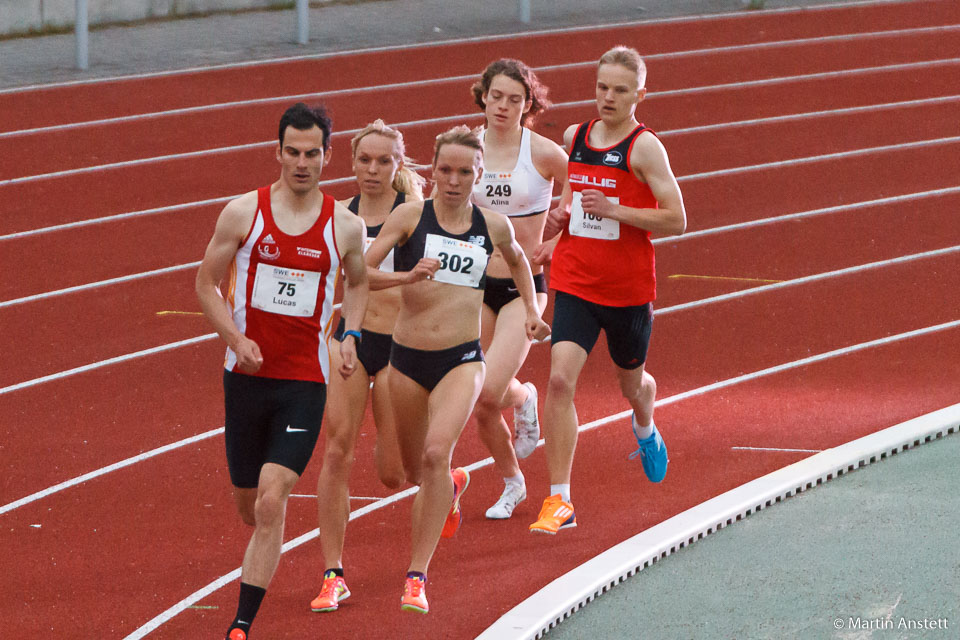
[474,389,507,430]
[420,443,452,476]
[254,486,289,528]
[322,435,356,475]
[546,370,578,403]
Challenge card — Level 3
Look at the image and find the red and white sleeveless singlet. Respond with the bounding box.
[225,186,340,383]
[551,120,659,307]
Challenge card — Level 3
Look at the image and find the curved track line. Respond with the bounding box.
[5,185,958,308]
[0,0,913,95]
[680,135,960,181]
[4,92,957,240]
[654,186,960,243]
[5,59,957,186]
[121,318,960,639]
[478,403,960,640]
[0,427,224,516]
[4,25,954,139]
[0,334,215,397]
[0,261,200,309]
[3,247,955,510]
[657,245,960,315]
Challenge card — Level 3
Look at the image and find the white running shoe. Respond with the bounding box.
[513,382,540,459]
[485,482,527,519]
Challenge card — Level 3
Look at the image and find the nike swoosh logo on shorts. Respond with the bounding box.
[286,425,308,433]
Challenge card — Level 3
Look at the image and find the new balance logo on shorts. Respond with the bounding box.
[461,350,478,361]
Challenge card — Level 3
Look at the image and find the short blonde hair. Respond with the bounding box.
[433,125,484,165]
[350,119,426,200]
[598,46,647,87]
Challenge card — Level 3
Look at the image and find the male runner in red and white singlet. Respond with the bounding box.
[530,47,687,535]
[196,102,368,640]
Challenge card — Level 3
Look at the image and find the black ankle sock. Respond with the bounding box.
[227,582,266,636]
[325,568,344,578]
[406,571,426,582]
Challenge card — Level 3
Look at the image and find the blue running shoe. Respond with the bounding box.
[628,415,668,482]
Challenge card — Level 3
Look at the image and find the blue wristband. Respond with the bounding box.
[343,329,362,344]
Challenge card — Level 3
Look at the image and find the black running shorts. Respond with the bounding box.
[223,369,326,488]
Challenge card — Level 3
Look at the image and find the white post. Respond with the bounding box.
[76,0,89,69]
[296,0,309,44]
[518,0,531,23]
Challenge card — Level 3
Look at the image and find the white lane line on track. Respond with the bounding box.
[120,317,960,640]
[4,56,958,187]
[680,136,960,182]
[732,447,824,453]
[652,185,960,244]
[0,2,928,96]
[0,262,200,310]
[1,239,957,398]
[3,247,958,508]
[0,426,225,517]
[0,335,217,397]
[3,25,955,140]
[656,245,960,315]
[3,92,959,244]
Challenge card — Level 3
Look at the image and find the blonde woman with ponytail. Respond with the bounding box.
[310,120,425,614]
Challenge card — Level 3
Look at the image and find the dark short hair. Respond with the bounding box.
[278,102,332,151]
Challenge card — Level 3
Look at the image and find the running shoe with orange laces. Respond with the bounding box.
[440,467,470,538]
[528,494,577,534]
[400,574,429,614]
[310,570,351,612]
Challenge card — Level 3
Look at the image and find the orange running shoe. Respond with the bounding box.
[400,575,429,614]
[528,494,577,534]
[440,467,470,538]
[310,570,351,612]
[227,629,247,640]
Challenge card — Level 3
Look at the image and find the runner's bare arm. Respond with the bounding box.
[195,192,263,374]
[487,210,551,341]
[365,201,439,289]
[334,202,369,378]
[579,131,686,236]
[541,124,577,240]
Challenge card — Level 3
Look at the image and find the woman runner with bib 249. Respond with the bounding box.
[364,125,550,614]
[469,59,567,520]
[529,46,687,536]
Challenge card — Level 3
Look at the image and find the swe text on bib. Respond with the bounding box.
[569,191,620,240]
[423,233,488,288]
[251,263,321,317]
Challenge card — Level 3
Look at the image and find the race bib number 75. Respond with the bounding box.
[423,233,488,288]
[251,263,321,317]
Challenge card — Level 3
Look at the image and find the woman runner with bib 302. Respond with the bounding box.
[470,59,567,520]
[310,120,427,614]
[364,125,550,614]
[529,46,686,536]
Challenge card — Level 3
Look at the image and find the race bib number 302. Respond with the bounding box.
[251,263,322,317]
[423,233,488,288]
[569,191,620,240]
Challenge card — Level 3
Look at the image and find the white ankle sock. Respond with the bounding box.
[505,473,524,488]
[632,414,654,440]
[550,484,571,503]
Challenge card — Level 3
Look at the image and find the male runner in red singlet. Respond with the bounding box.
[196,103,368,639]
[530,47,687,535]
